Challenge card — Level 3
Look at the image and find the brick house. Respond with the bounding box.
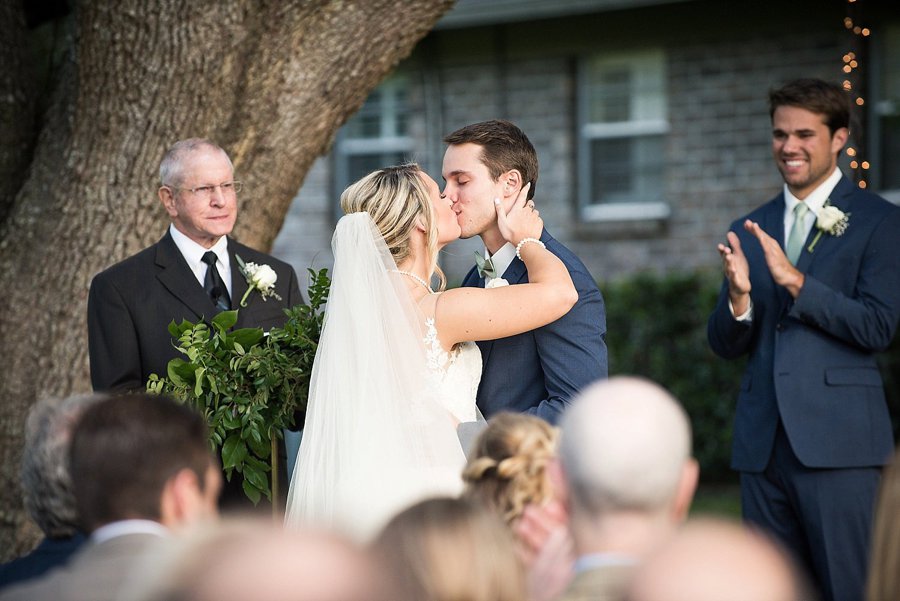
[272,0,900,287]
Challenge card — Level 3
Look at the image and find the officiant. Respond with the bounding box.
[87,138,301,394]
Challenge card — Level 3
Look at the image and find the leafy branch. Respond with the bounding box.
[147,268,330,504]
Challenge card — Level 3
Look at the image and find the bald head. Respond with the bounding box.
[559,377,694,516]
[628,519,813,601]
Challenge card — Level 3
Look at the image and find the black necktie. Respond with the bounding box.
[201,251,231,311]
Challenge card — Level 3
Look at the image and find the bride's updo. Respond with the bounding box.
[462,412,560,526]
[340,163,446,290]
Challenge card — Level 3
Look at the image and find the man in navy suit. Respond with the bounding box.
[709,78,900,601]
[442,120,607,424]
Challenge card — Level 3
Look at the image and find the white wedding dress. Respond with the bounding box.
[285,213,482,540]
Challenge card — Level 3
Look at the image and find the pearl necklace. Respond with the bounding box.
[390,269,434,294]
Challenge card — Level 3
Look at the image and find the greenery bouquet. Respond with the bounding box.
[147,268,330,504]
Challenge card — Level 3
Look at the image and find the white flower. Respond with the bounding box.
[236,255,283,307]
[817,206,847,233]
[807,202,850,254]
[485,277,510,289]
[248,263,278,289]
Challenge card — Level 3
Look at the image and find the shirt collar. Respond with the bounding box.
[169,224,229,268]
[484,242,516,280]
[91,519,169,544]
[783,167,843,218]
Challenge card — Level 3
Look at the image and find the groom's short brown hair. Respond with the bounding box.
[444,120,538,200]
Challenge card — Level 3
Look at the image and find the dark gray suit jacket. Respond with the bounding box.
[88,230,301,392]
[708,176,900,471]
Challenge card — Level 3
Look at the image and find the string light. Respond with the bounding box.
[844,0,871,189]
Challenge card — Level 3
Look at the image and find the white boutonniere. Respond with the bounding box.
[485,278,509,289]
[236,254,282,307]
[807,200,850,253]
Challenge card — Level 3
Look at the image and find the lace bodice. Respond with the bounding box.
[423,317,482,423]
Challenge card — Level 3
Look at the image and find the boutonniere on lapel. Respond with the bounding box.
[236,254,282,307]
[807,200,850,254]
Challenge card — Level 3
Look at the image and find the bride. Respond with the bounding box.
[285,163,576,538]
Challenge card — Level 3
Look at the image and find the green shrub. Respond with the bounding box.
[604,269,900,482]
[603,270,744,482]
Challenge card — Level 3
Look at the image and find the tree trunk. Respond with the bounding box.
[0,0,455,557]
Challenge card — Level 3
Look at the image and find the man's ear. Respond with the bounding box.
[500,169,523,199]
[671,458,699,523]
[159,468,202,529]
[159,186,178,218]
[831,127,850,155]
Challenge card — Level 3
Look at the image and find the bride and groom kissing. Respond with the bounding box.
[286,119,608,537]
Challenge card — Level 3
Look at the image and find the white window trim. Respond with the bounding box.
[577,49,669,223]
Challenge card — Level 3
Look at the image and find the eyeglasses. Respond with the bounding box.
[169,181,243,197]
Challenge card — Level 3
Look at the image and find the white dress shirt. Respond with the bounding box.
[169,225,233,298]
[484,242,516,284]
[91,519,168,544]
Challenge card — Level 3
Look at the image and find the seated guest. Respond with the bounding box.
[0,394,105,590]
[628,518,815,601]
[129,519,379,601]
[867,447,900,601]
[373,497,525,601]
[553,376,699,601]
[463,412,560,528]
[0,394,221,601]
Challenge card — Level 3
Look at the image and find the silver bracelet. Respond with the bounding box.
[515,237,546,260]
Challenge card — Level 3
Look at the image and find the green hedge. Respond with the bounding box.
[603,270,900,483]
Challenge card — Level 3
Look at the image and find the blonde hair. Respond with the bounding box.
[340,163,446,290]
[373,497,525,601]
[868,449,900,601]
[462,412,559,526]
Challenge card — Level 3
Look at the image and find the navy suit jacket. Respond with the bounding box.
[462,229,608,424]
[709,176,900,472]
[88,231,302,392]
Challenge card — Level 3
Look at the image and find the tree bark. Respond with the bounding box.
[0,0,455,557]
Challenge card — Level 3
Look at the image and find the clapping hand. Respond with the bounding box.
[742,219,805,297]
[496,183,543,246]
[717,231,752,315]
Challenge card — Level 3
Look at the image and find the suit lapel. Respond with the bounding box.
[155,232,218,323]
[795,176,853,273]
[759,198,793,312]
[228,239,251,326]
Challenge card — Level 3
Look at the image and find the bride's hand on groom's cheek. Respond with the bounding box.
[497,183,542,245]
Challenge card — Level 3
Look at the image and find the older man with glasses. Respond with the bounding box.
[87,138,301,394]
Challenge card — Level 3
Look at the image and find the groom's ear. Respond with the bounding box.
[500,169,523,199]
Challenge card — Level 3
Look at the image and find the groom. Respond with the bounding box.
[442,120,607,424]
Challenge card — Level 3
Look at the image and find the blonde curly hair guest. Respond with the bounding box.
[340,162,447,291]
[463,412,560,526]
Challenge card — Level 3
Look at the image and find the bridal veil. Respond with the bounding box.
[285,213,464,539]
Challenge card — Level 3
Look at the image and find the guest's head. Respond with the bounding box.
[768,79,850,199]
[130,519,378,601]
[463,412,559,527]
[157,138,239,249]
[627,518,814,601]
[21,393,107,538]
[867,447,900,601]
[340,163,459,289]
[442,119,538,239]
[373,497,526,601]
[70,393,221,533]
[558,376,698,556]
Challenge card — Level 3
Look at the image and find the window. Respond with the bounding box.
[872,24,900,198]
[334,75,414,197]
[578,49,669,221]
